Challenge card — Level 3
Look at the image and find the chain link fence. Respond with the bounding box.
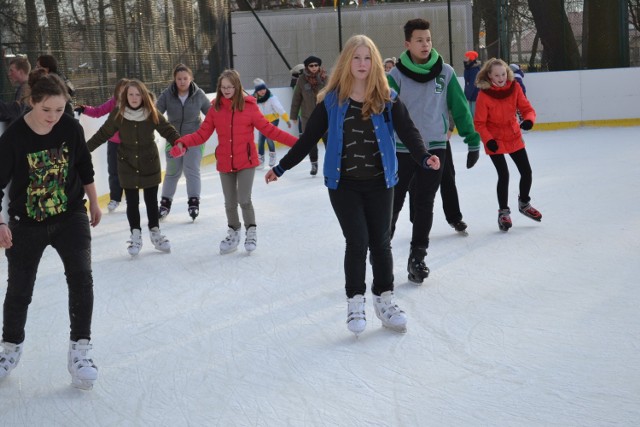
[1,0,638,106]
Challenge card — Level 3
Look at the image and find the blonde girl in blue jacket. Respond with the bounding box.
[265,35,440,337]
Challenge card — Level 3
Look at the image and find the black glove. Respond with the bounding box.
[486,139,499,153]
[466,150,479,169]
[74,105,85,115]
[520,120,533,131]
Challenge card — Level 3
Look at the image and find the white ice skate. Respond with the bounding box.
[107,200,120,213]
[68,339,98,390]
[127,229,143,256]
[244,226,257,252]
[220,227,240,254]
[0,341,23,381]
[150,227,171,253]
[373,291,407,333]
[346,295,366,336]
[268,152,277,167]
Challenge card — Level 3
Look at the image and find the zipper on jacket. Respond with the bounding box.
[230,109,236,171]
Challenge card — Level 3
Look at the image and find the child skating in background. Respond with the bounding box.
[253,78,292,169]
[170,69,298,254]
[474,58,541,231]
[75,78,129,213]
[87,79,181,255]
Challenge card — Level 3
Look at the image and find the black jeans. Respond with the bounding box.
[124,185,160,231]
[392,149,446,249]
[439,141,463,224]
[489,148,532,210]
[3,211,94,344]
[107,141,123,202]
[328,180,394,298]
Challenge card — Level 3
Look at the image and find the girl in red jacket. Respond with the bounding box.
[172,69,298,254]
[474,58,542,231]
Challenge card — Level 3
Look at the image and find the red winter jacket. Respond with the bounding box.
[176,96,298,173]
[474,80,535,155]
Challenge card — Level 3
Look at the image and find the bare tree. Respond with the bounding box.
[25,0,39,65]
[43,0,67,70]
[584,0,629,68]
[198,0,231,90]
[527,0,581,70]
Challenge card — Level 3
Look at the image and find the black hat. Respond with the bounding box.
[304,55,322,67]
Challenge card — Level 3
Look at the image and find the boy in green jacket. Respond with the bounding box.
[388,18,481,284]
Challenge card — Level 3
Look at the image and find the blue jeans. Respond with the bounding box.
[3,211,94,344]
[257,119,279,155]
[328,179,394,298]
[107,141,123,202]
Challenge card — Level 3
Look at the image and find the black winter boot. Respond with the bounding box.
[188,197,200,220]
[407,246,430,284]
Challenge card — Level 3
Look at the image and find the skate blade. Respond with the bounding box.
[71,378,95,390]
[382,323,407,333]
[220,247,238,255]
[407,274,424,285]
[457,230,469,236]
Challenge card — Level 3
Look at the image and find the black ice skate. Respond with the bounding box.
[407,247,430,284]
[188,197,200,221]
[158,197,172,221]
[449,220,468,235]
[498,208,512,232]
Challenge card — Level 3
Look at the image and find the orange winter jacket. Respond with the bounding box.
[177,96,298,173]
[474,80,535,155]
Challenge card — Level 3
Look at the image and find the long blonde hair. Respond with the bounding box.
[214,69,245,112]
[475,58,514,89]
[318,35,391,119]
[115,79,160,124]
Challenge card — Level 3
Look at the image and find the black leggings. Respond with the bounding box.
[124,186,160,231]
[489,148,532,210]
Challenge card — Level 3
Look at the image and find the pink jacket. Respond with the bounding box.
[83,97,121,143]
[177,96,298,173]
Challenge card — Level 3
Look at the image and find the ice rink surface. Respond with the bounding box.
[1,126,639,426]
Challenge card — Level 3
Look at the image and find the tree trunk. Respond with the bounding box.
[477,0,499,59]
[527,0,581,70]
[111,0,129,78]
[97,0,109,99]
[43,0,66,69]
[25,0,39,67]
[584,0,629,68]
[198,0,232,91]
[171,0,199,70]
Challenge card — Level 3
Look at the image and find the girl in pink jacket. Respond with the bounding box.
[76,78,129,212]
[172,69,298,254]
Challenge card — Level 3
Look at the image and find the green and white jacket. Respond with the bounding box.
[388,48,480,153]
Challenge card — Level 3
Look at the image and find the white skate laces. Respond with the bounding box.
[346,295,366,336]
[68,339,98,390]
[373,291,407,333]
[0,341,23,381]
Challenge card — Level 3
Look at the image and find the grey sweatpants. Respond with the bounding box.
[219,167,256,230]
[161,145,204,200]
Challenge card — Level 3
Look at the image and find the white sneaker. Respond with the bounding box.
[0,341,23,381]
[68,339,98,390]
[257,154,265,170]
[373,291,407,333]
[244,226,257,252]
[346,295,366,336]
[220,227,240,254]
[150,227,171,252]
[107,200,120,213]
[127,229,143,256]
[268,152,277,167]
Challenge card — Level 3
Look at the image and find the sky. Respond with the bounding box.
[0,125,639,426]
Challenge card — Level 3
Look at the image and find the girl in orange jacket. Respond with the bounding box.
[474,58,542,231]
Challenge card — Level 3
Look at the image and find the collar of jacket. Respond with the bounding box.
[256,89,272,104]
[170,81,196,98]
[481,80,516,99]
[396,48,443,83]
